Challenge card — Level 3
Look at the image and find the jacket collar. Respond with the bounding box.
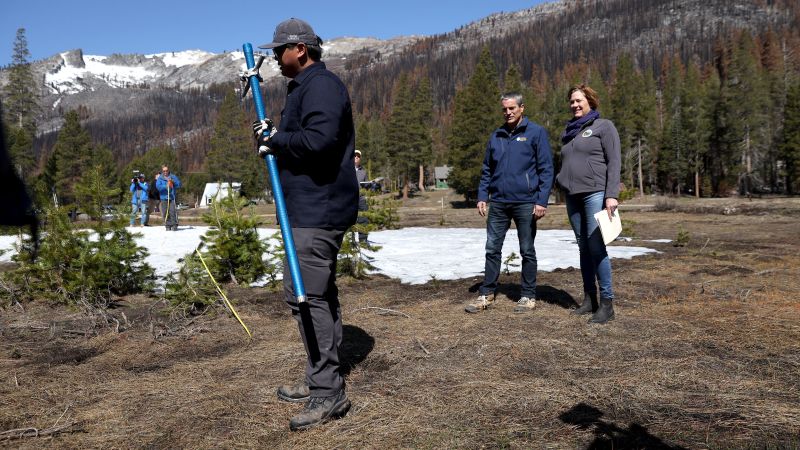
[291,61,326,86]
[497,116,530,136]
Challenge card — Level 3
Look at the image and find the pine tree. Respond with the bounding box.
[448,46,501,199]
[3,28,38,131]
[760,30,788,192]
[49,110,94,206]
[207,91,265,198]
[1,204,154,307]
[728,32,768,195]
[355,117,388,183]
[385,74,416,198]
[657,56,689,195]
[164,190,281,313]
[75,164,121,220]
[780,81,800,194]
[411,76,434,191]
[682,61,711,197]
[8,126,36,180]
[610,54,658,195]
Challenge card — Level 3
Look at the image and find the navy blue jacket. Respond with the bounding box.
[268,62,358,230]
[477,117,554,206]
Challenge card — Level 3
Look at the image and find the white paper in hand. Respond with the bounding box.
[594,209,622,245]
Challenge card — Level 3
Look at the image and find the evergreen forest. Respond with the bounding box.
[2,0,800,207]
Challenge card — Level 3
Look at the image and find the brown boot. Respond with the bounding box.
[276,382,310,403]
[289,389,351,431]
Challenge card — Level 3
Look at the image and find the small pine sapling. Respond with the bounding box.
[503,252,520,275]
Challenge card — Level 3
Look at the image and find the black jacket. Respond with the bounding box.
[268,62,358,230]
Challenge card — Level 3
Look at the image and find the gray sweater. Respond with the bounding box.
[556,118,622,199]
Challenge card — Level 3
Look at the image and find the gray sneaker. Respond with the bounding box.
[513,297,536,313]
[465,293,495,313]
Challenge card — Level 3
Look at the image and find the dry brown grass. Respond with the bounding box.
[1,195,799,448]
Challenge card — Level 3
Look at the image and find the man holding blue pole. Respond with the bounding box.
[252,17,358,431]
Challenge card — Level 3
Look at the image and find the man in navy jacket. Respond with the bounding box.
[254,17,358,431]
[465,92,554,314]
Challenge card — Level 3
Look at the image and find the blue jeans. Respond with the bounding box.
[566,191,614,300]
[130,202,147,226]
[481,202,538,298]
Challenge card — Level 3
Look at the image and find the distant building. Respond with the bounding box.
[434,165,451,190]
[200,182,241,207]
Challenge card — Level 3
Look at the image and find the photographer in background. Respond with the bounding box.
[129,173,149,227]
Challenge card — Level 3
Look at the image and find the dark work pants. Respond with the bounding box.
[283,227,346,398]
[160,199,178,228]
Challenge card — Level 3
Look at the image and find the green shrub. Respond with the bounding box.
[1,206,154,307]
[503,252,520,275]
[674,225,690,247]
[618,187,638,202]
[337,191,397,279]
[621,218,637,238]
[164,189,281,313]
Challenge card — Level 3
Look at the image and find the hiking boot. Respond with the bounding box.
[465,293,495,313]
[276,382,310,403]
[513,296,536,313]
[572,292,598,315]
[589,298,615,324]
[289,389,351,431]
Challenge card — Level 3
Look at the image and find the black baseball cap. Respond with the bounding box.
[258,18,323,49]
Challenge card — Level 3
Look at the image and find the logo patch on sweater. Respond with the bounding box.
[582,129,593,138]
[515,137,527,142]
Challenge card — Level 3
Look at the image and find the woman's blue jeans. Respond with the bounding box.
[566,191,614,300]
[481,202,538,298]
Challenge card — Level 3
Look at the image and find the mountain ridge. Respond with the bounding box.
[1,0,797,168]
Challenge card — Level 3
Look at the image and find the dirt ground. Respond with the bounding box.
[1,192,799,448]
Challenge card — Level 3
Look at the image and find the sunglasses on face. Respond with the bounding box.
[273,44,297,61]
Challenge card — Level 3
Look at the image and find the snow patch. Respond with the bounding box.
[146,50,214,67]
[45,53,157,94]
[0,227,659,286]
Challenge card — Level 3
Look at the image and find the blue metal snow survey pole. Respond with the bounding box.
[242,43,306,303]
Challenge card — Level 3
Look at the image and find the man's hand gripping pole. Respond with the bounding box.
[241,43,307,303]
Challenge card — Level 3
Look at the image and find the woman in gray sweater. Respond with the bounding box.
[556,84,621,324]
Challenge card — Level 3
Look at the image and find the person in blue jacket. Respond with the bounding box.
[465,92,554,314]
[129,173,148,227]
[155,165,181,231]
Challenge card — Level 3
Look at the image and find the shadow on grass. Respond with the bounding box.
[468,281,577,309]
[559,403,687,450]
[340,324,375,377]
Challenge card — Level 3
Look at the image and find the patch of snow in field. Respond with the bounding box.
[365,228,658,284]
[0,227,658,285]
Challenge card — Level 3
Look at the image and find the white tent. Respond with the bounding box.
[200,182,241,207]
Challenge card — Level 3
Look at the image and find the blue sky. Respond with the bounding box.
[1,0,547,64]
